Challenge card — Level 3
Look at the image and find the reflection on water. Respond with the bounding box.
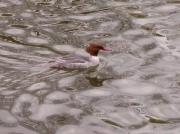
[0,0,180,133]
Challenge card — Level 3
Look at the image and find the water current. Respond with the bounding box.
[0,0,180,133]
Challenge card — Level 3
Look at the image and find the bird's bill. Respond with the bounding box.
[102,48,112,51]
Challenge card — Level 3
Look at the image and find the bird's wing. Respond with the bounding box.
[49,53,91,69]
[61,53,90,63]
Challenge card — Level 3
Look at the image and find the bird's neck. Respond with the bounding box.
[90,56,100,63]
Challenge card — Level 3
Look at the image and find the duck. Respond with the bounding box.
[49,42,111,70]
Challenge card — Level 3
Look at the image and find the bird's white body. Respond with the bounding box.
[49,43,111,70]
[50,53,100,70]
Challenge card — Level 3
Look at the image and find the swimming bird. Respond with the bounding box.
[49,42,111,70]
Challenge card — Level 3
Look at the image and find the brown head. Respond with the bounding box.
[86,43,111,56]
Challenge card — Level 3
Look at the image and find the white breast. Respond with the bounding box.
[90,56,100,66]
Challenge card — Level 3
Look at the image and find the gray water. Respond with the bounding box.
[0,0,180,134]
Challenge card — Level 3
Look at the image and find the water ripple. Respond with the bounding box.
[0,0,180,133]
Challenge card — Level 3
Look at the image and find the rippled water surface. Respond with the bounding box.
[0,0,180,133]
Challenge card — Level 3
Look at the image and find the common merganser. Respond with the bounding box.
[49,43,111,70]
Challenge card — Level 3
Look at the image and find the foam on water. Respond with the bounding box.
[107,79,167,95]
[44,91,70,103]
[27,37,49,44]
[5,28,25,35]
[30,104,82,121]
[26,82,48,91]
[11,94,39,118]
[0,110,17,124]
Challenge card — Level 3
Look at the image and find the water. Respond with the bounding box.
[0,0,180,133]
